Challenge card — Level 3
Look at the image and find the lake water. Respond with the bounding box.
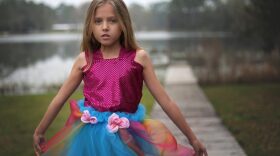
[0,31,279,94]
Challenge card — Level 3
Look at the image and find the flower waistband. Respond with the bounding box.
[77,99,146,123]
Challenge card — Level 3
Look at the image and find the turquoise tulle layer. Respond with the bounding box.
[41,99,194,156]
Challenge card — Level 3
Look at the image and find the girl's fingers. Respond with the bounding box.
[35,150,40,156]
[204,148,208,156]
[33,134,45,154]
[195,147,200,156]
[36,144,42,152]
[191,140,207,156]
[195,147,207,156]
[201,149,207,156]
[199,150,203,156]
[33,142,42,155]
[201,148,207,156]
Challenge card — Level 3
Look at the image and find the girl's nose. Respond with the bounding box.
[102,22,109,31]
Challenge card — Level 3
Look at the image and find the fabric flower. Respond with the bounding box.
[107,113,130,133]
[81,110,98,124]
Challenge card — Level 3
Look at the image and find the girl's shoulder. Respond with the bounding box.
[134,49,150,68]
[135,49,148,57]
[75,52,87,72]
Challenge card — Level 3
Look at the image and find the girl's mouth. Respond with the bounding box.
[101,34,110,38]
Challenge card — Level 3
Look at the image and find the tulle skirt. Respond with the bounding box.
[41,99,194,156]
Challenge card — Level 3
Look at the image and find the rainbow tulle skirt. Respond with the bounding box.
[41,99,194,156]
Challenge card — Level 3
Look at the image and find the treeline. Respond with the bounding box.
[0,0,279,53]
[166,0,280,53]
[129,0,280,53]
[0,0,88,33]
[0,0,54,33]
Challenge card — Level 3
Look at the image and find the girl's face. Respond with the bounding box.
[92,3,122,47]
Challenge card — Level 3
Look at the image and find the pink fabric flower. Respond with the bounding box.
[81,110,98,124]
[107,113,130,133]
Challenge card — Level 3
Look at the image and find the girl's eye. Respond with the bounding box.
[109,19,118,23]
[94,19,102,24]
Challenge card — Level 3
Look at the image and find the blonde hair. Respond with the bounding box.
[81,0,139,52]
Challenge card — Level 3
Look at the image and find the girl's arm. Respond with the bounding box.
[33,53,86,154]
[136,50,207,156]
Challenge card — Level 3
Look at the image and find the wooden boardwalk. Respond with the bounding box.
[151,63,247,156]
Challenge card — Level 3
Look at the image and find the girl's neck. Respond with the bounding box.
[100,43,122,58]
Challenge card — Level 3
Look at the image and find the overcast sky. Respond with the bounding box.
[30,0,170,8]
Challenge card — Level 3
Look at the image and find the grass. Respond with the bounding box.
[0,87,154,156]
[201,83,280,156]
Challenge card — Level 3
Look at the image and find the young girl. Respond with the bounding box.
[33,0,207,155]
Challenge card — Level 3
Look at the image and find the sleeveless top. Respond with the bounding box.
[82,47,144,113]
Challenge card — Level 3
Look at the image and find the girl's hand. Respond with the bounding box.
[191,139,208,156]
[33,133,45,156]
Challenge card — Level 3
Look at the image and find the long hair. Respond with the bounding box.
[80,0,139,53]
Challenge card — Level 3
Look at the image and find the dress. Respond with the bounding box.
[41,47,194,156]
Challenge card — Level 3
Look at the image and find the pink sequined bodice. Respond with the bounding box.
[82,48,144,113]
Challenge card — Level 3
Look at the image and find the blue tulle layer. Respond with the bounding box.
[42,99,194,156]
[67,100,148,155]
